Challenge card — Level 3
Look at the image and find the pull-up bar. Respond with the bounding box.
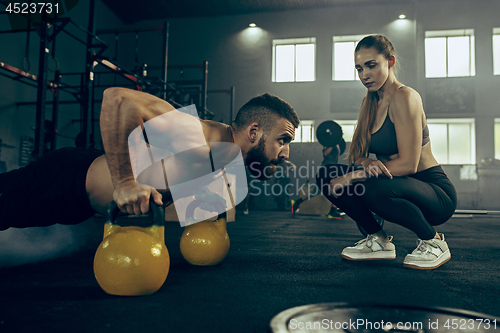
[96,26,164,35]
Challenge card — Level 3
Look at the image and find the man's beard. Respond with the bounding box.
[245,138,282,180]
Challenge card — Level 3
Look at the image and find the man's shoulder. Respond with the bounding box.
[201,120,232,143]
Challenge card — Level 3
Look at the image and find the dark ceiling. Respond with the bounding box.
[101,0,412,25]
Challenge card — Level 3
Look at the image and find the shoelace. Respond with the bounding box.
[416,239,438,253]
[355,234,375,247]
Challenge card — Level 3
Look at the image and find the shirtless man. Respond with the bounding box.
[0,88,299,230]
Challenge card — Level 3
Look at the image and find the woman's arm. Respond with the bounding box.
[353,156,393,179]
[383,87,423,176]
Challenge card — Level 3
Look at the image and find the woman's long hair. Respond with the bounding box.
[348,35,397,165]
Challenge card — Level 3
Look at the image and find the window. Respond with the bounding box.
[425,29,475,78]
[332,35,366,81]
[427,118,475,164]
[493,28,500,75]
[495,119,500,160]
[320,119,475,164]
[272,38,315,82]
[335,120,358,142]
[294,120,315,142]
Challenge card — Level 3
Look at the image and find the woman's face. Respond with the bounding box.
[355,47,391,92]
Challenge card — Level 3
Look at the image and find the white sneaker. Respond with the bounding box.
[341,234,396,261]
[404,233,451,270]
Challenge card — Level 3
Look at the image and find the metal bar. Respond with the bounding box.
[58,72,85,76]
[161,21,169,100]
[68,19,108,46]
[72,119,100,123]
[51,70,60,150]
[96,26,163,35]
[0,61,57,88]
[150,63,204,71]
[168,63,204,70]
[113,32,119,84]
[134,31,139,71]
[0,73,37,88]
[58,28,90,46]
[0,28,37,34]
[230,86,235,124]
[49,24,59,152]
[47,17,70,42]
[0,61,36,79]
[94,58,164,90]
[90,61,96,149]
[17,100,95,106]
[166,79,204,85]
[81,0,95,149]
[34,22,49,158]
[93,84,137,89]
[207,89,232,94]
[454,209,500,215]
[114,32,119,61]
[201,61,208,119]
[57,21,108,55]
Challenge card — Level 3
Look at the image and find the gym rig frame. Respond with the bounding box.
[0,0,235,161]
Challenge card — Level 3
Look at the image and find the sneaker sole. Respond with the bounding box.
[342,251,396,261]
[403,250,451,270]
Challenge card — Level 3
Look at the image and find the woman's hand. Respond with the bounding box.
[363,159,393,179]
[329,169,368,197]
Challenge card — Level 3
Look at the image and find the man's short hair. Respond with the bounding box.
[233,93,300,134]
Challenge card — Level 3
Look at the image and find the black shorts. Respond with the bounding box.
[0,147,103,230]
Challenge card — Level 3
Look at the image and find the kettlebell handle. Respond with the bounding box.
[185,199,227,222]
[105,197,165,227]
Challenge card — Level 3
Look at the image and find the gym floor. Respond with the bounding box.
[1,211,499,332]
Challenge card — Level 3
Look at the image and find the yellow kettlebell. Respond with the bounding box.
[93,199,170,296]
[180,200,230,266]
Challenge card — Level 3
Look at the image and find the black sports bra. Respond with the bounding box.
[369,112,430,156]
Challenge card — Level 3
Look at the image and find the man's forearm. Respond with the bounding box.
[100,88,141,188]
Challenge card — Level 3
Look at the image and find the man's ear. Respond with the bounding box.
[247,122,262,144]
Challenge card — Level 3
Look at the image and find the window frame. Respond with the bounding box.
[272,37,316,83]
[312,119,475,165]
[494,119,500,160]
[332,34,367,81]
[293,120,316,143]
[424,29,476,78]
[334,120,358,143]
[493,28,500,75]
[427,118,476,165]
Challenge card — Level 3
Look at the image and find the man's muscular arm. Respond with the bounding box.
[100,87,176,215]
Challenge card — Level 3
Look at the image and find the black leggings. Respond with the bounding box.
[0,147,103,230]
[316,164,457,240]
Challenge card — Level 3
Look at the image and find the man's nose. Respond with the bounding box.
[280,145,290,159]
